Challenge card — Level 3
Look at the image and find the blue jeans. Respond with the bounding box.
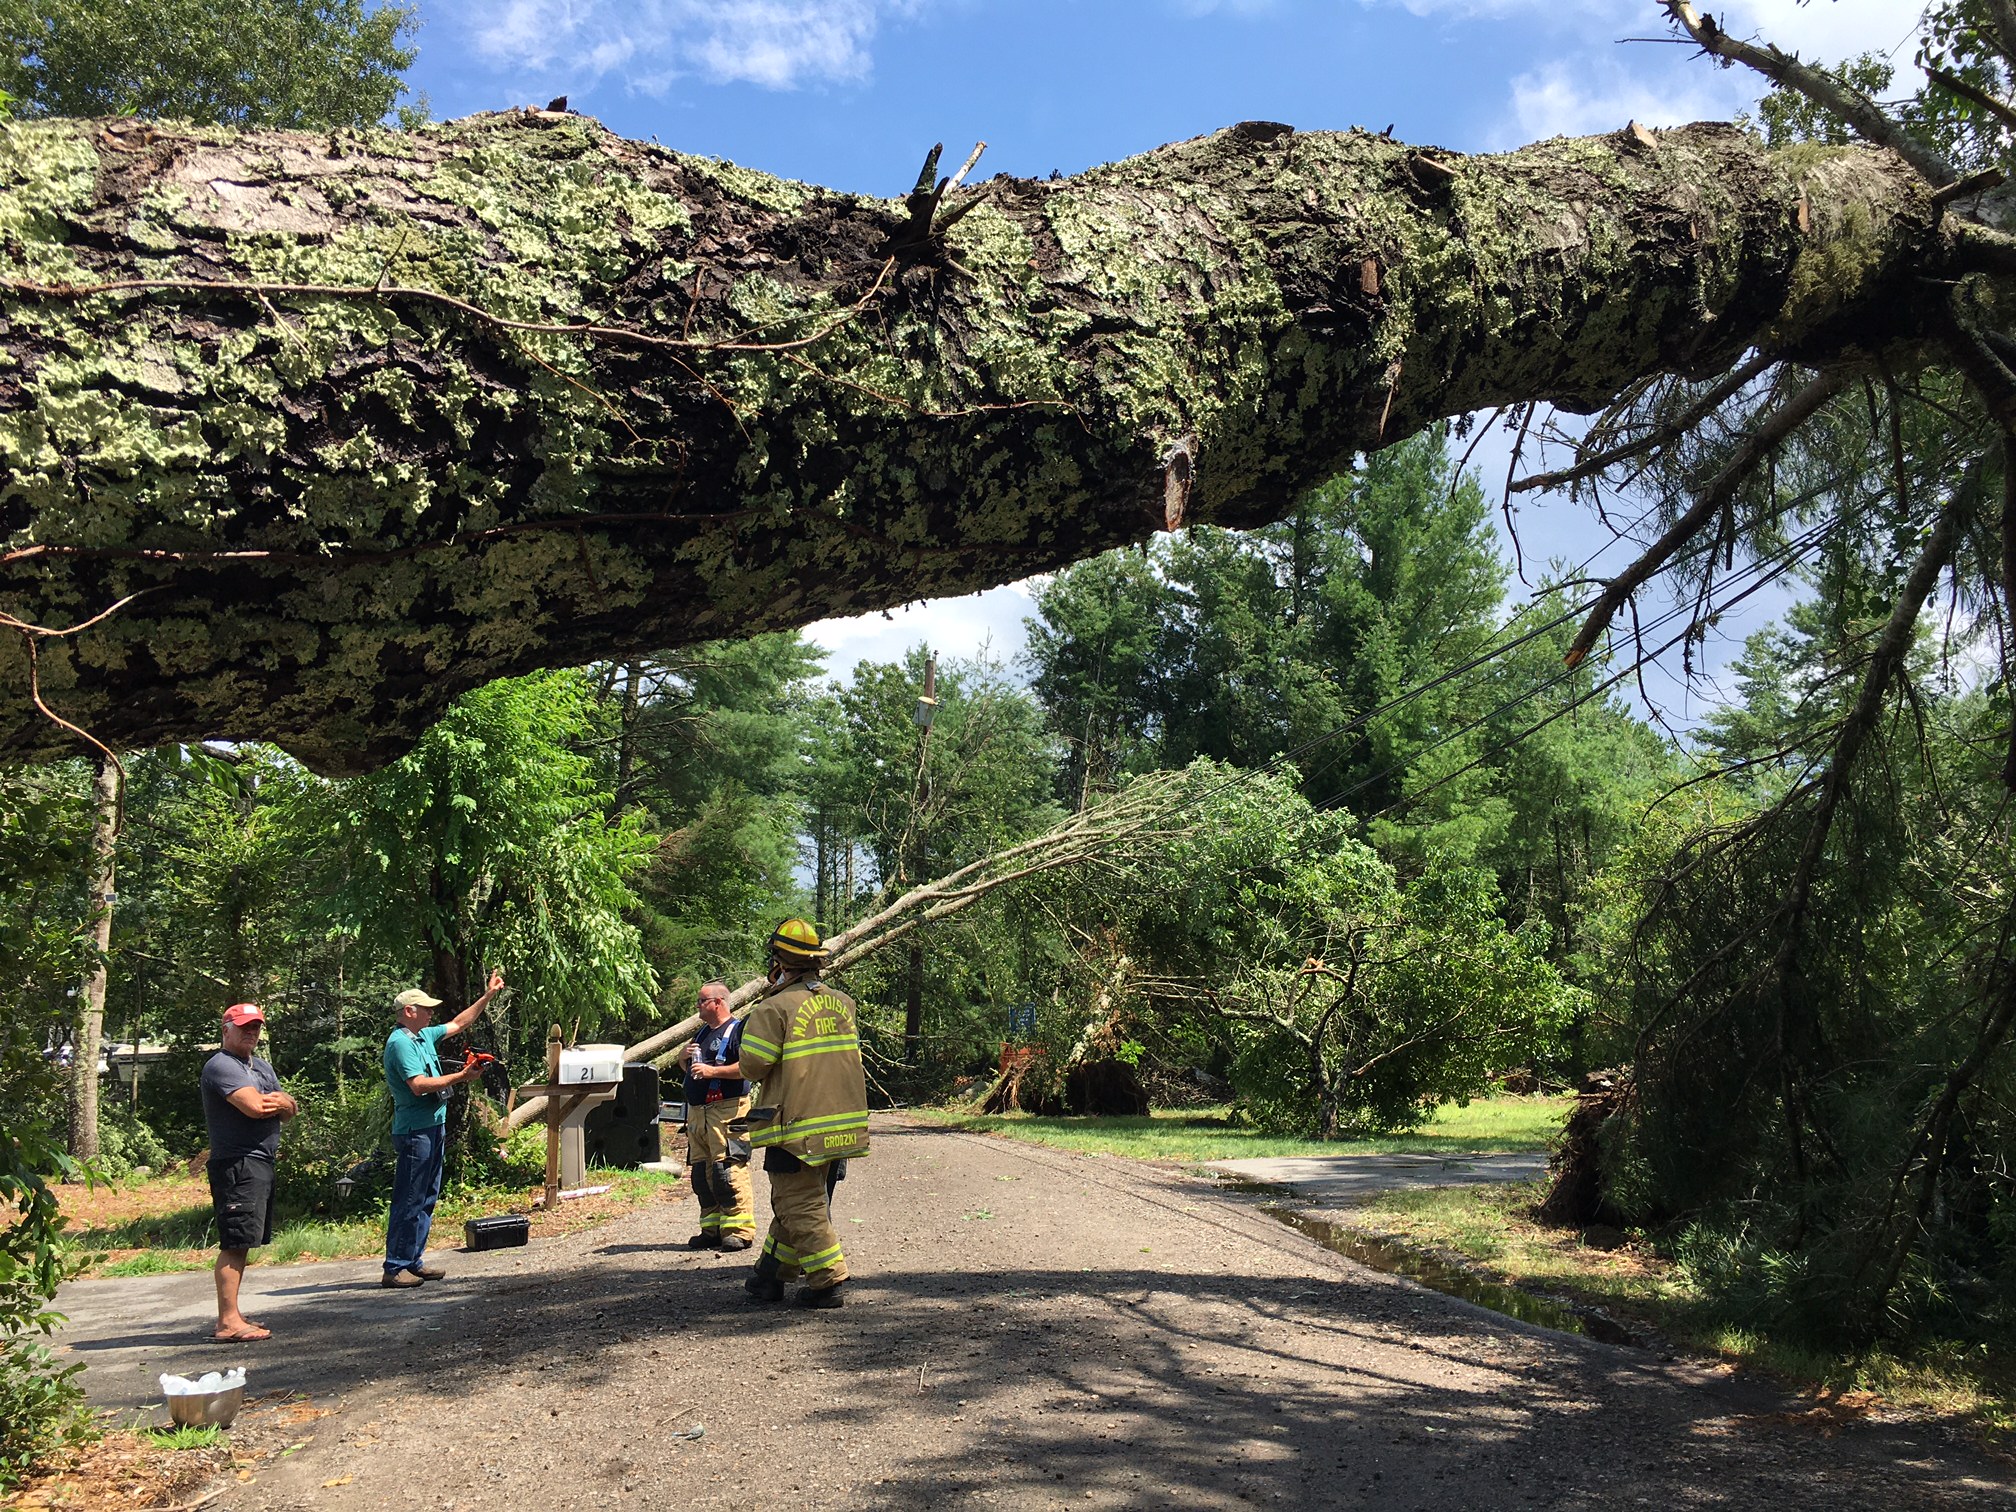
[385,1124,446,1274]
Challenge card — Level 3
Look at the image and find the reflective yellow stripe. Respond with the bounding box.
[779,1034,860,1061]
[739,1031,782,1064]
[763,1236,800,1262]
[790,1110,870,1132]
[750,1110,869,1146]
[797,1242,843,1272]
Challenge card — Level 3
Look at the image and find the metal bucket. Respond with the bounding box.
[167,1384,245,1428]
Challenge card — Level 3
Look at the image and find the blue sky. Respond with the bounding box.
[400,0,1924,717]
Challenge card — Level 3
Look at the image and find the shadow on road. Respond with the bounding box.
[60,1241,2014,1510]
[53,1119,2016,1511]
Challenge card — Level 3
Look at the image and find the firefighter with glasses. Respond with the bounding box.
[738,919,869,1308]
[678,980,755,1251]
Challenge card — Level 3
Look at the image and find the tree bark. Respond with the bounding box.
[68,753,120,1163]
[429,944,468,1016]
[0,112,1943,771]
[903,938,924,1066]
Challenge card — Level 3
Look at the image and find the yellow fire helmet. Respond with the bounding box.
[769,917,826,964]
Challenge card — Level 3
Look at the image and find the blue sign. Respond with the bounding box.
[1007,1003,1037,1036]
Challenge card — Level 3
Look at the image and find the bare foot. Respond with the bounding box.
[212,1323,272,1341]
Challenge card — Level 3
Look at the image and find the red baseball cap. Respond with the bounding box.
[222,1003,265,1027]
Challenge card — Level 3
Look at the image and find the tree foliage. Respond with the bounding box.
[0,766,94,1488]
[597,634,824,992]
[1029,429,1676,971]
[812,648,1060,899]
[1028,431,1506,806]
[6,0,2016,1385]
[943,763,1578,1135]
[0,0,422,128]
[294,669,658,1062]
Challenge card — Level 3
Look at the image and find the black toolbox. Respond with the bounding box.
[463,1214,530,1251]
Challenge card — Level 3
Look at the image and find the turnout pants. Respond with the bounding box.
[685,1096,753,1237]
[760,1157,847,1290]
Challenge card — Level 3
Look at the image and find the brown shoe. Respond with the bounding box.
[381,1270,424,1288]
[412,1265,447,1280]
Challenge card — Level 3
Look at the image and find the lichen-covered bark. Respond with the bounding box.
[0,112,1940,770]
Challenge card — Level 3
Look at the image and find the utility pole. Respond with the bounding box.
[902,654,938,1066]
[615,660,642,812]
[814,803,830,929]
[70,753,123,1165]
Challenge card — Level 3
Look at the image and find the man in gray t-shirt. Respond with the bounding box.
[199,1003,297,1342]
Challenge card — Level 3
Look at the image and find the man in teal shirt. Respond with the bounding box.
[381,970,504,1288]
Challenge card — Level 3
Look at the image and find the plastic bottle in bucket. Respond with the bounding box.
[160,1368,247,1428]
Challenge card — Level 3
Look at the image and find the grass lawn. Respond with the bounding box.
[60,1168,688,1279]
[915,1096,2009,1443]
[1345,1181,2014,1445]
[909,1094,1570,1161]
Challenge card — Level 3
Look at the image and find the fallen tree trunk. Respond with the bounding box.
[504,769,1184,1131]
[0,112,1943,770]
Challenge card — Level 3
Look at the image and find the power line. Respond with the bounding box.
[1137,509,1833,837]
[1363,518,1840,826]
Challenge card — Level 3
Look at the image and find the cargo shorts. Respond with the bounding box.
[207,1153,276,1252]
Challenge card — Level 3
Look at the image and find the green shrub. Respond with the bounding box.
[0,766,99,1485]
[0,1338,93,1492]
[451,1094,544,1192]
[272,1080,393,1216]
[93,1105,174,1180]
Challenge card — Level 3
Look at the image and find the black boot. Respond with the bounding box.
[744,1250,785,1303]
[795,1281,845,1310]
[687,1163,720,1247]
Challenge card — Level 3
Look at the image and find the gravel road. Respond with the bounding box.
[54,1116,2016,1510]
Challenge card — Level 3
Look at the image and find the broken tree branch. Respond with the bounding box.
[1663,0,1957,186]
[1564,368,1850,668]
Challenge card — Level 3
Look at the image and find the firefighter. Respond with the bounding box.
[678,981,755,1251]
[737,919,869,1309]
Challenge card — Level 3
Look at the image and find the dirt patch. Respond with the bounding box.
[9,1429,228,1511]
[9,1396,332,1511]
[54,1174,210,1235]
[56,1171,687,1277]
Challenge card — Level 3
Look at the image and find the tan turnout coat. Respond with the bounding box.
[737,975,869,1167]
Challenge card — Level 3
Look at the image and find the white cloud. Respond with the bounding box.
[1363,0,1923,60]
[459,0,924,95]
[692,2,880,87]
[1356,0,1927,152]
[1362,0,1623,23]
[805,581,1039,682]
[1716,0,1927,68]
[468,0,572,72]
[1500,56,1740,145]
[1171,0,1283,16]
[1470,0,1929,150]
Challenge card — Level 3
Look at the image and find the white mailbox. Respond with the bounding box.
[557,1044,624,1084]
